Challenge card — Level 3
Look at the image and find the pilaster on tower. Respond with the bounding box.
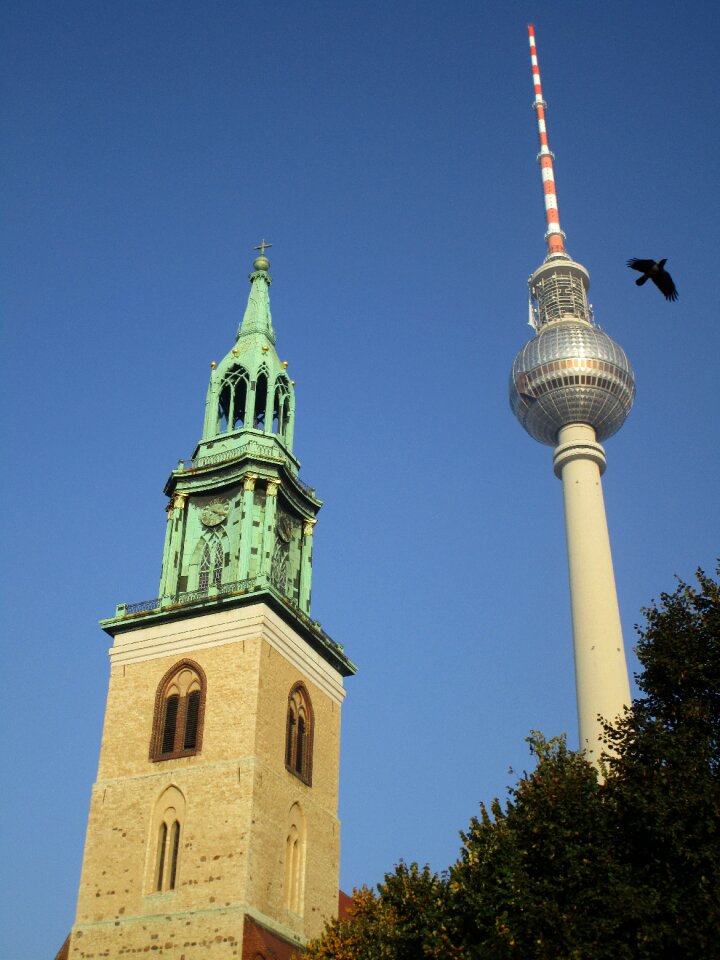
[509,26,634,763]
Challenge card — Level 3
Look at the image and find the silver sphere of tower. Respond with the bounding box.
[509,254,635,446]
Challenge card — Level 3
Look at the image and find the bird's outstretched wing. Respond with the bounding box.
[655,272,678,301]
[627,258,679,301]
[627,258,654,272]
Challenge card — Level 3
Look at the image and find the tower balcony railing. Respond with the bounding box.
[178,439,316,496]
[121,597,162,615]
[120,577,257,616]
[113,578,347,660]
[180,440,284,471]
[105,576,355,672]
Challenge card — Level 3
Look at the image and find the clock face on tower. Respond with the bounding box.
[277,514,293,543]
[200,497,229,527]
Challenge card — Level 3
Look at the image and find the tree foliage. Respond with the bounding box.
[303,863,457,960]
[601,566,720,958]
[303,566,720,959]
[451,734,636,959]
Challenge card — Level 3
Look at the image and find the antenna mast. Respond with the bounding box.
[528,24,566,256]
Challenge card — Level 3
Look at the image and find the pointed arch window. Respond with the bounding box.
[150,660,207,761]
[254,366,269,430]
[272,376,292,439]
[285,683,313,785]
[149,786,185,894]
[198,532,223,591]
[218,365,249,432]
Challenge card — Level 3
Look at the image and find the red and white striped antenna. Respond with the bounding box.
[528,25,566,256]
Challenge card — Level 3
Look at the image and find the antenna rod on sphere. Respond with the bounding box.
[528,24,566,256]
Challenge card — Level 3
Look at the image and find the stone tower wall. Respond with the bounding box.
[68,602,345,959]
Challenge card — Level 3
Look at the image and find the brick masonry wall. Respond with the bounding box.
[68,604,344,959]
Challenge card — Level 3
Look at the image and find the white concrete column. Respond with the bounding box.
[553,423,631,762]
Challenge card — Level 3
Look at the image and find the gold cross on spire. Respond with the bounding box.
[254,239,272,257]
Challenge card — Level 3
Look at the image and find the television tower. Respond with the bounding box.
[509,25,635,761]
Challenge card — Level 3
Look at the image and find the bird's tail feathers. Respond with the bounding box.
[636,276,649,286]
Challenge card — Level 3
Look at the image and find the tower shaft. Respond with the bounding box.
[554,424,631,754]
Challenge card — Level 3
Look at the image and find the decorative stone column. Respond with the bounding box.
[261,479,281,580]
[553,423,631,758]
[238,474,257,580]
[264,379,275,435]
[159,493,187,599]
[299,518,317,613]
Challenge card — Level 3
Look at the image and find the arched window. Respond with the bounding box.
[168,819,181,889]
[272,376,290,437]
[149,786,185,894]
[254,368,269,430]
[150,660,207,761]
[285,683,313,785]
[218,366,249,432]
[198,532,223,591]
[284,802,306,914]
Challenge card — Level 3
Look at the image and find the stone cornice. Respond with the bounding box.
[107,600,349,703]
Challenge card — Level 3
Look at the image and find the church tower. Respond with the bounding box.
[67,247,355,960]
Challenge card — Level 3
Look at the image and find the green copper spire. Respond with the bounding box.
[201,246,294,450]
[101,245,354,679]
[236,242,276,342]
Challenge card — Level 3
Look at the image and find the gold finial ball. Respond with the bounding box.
[253,255,270,271]
[282,360,289,368]
[210,361,217,369]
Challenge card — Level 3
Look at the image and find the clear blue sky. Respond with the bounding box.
[2,1,719,956]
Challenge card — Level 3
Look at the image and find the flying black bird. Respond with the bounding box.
[627,258,678,301]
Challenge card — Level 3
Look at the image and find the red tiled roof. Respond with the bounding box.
[242,914,304,960]
[337,890,353,921]
[53,934,70,960]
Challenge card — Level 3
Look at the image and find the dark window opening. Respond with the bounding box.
[169,821,181,890]
[254,373,268,429]
[296,716,305,774]
[285,683,313,786]
[150,660,207,762]
[155,822,168,892]
[218,367,249,433]
[286,713,295,767]
[184,691,200,750]
[272,377,291,439]
[161,695,180,754]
